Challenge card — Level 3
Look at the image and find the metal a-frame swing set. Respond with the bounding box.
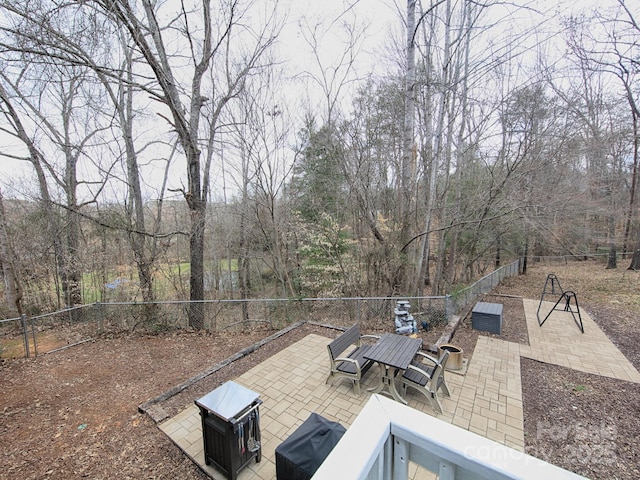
[536,273,585,334]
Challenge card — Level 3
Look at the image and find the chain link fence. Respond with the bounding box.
[1,259,521,360]
[526,252,633,266]
[447,260,520,316]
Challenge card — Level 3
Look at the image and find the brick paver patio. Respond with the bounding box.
[157,298,640,479]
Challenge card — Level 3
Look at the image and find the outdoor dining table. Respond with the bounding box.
[364,333,422,404]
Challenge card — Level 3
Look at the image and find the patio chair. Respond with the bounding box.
[326,324,380,395]
[399,349,450,414]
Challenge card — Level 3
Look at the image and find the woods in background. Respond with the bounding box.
[0,0,638,325]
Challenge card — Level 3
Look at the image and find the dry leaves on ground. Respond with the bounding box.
[1,260,639,479]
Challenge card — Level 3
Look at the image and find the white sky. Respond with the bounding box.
[0,0,628,201]
[0,0,398,201]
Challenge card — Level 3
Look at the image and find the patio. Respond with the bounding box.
[157,299,640,479]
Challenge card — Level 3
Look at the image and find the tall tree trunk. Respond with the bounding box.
[0,190,23,317]
[402,0,417,220]
[399,0,417,293]
[618,69,640,268]
[607,214,617,269]
[61,83,83,308]
[121,47,156,309]
[0,81,63,309]
[447,0,474,287]
[429,0,452,295]
[623,107,639,254]
[415,10,437,293]
[187,133,206,327]
[62,207,82,307]
[239,139,251,325]
[628,240,640,270]
[189,196,206,329]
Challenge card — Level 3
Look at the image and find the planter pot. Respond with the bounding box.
[438,344,464,371]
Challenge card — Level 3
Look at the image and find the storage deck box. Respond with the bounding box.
[472,302,503,334]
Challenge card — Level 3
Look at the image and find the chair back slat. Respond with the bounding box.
[328,324,360,358]
[433,349,449,389]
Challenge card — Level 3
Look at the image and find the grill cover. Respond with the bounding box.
[275,413,345,480]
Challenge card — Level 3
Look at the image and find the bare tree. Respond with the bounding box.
[0,4,173,315]
[0,63,107,307]
[87,0,281,327]
[230,71,297,297]
[400,0,417,264]
[0,189,23,316]
[563,4,640,269]
[0,76,64,310]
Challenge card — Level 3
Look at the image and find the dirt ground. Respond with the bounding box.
[464,262,640,480]
[1,260,639,479]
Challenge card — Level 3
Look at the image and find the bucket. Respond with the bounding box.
[438,344,464,371]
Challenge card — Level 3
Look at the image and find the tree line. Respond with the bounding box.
[0,0,638,328]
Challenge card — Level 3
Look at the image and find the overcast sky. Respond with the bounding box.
[0,0,628,200]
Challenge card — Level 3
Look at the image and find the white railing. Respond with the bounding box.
[312,395,588,480]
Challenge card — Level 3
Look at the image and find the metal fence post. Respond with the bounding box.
[21,314,29,358]
[94,302,103,332]
[30,316,38,357]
